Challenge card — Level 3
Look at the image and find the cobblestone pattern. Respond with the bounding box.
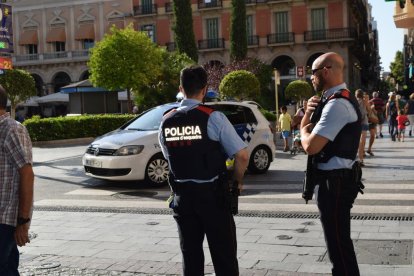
[19,254,329,276]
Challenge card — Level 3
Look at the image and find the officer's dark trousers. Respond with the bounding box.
[316,171,360,276]
[172,181,238,276]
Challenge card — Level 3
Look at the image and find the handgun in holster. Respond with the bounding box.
[229,180,240,215]
[352,161,365,194]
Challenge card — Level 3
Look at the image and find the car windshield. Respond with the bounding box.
[124,104,177,131]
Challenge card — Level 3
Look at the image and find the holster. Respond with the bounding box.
[302,155,317,203]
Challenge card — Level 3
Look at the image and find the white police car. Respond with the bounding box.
[82,101,275,185]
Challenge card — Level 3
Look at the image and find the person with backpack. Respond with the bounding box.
[404,93,414,136]
[386,93,398,141]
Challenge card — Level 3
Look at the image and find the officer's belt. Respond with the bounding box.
[316,168,353,178]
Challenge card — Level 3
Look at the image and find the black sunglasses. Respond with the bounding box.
[312,66,332,75]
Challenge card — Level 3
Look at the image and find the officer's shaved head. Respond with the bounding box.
[180,65,208,97]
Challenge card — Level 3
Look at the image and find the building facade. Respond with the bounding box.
[10,0,380,97]
[393,0,414,93]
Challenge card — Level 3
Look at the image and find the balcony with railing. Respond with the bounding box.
[304,28,356,42]
[267,32,294,45]
[133,4,158,16]
[247,35,259,46]
[165,42,176,52]
[198,0,222,10]
[13,50,90,66]
[165,2,173,13]
[198,38,225,50]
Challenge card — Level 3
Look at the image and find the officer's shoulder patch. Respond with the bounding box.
[328,89,351,101]
[196,105,214,115]
[163,108,177,119]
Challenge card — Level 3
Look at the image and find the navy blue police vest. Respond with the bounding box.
[312,89,362,163]
[161,105,227,180]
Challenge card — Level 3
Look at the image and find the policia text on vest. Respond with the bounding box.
[164,125,202,141]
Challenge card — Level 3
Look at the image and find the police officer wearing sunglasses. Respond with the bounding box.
[301,52,362,276]
[159,65,248,276]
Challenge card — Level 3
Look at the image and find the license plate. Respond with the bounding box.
[85,159,102,168]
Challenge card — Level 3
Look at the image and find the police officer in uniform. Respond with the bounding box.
[158,65,248,276]
[300,52,362,276]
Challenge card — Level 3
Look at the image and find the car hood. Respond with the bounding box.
[91,129,157,149]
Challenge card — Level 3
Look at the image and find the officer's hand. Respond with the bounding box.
[15,224,30,247]
[238,182,243,192]
[306,96,320,115]
[302,123,315,134]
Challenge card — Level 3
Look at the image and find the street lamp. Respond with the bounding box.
[274,69,280,122]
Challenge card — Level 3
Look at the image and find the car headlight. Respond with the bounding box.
[114,145,144,156]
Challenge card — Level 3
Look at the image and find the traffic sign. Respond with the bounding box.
[296,66,305,78]
[0,3,12,53]
[0,57,12,69]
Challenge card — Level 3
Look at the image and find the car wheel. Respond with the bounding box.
[145,153,169,186]
[248,146,271,174]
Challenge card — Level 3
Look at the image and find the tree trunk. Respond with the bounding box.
[127,88,132,114]
[10,104,15,120]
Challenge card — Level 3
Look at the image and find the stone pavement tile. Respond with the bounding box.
[351,225,381,233]
[91,241,138,251]
[239,235,262,243]
[297,263,331,274]
[106,259,138,271]
[238,257,259,269]
[156,237,178,245]
[239,250,287,262]
[395,267,414,276]
[127,251,176,262]
[27,238,69,248]
[358,232,401,240]
[154,262,182,275]
[362,220,400,226]
[283,253,321,264]
[379,225,414,233]
[359,264,396,276]
[399,233,414,239]
[92,249,137,259]
[255,260,300,272]
[239,268,268,275]
[294,237,325,247]
[59,246,103,257]
[91,233,128,242]
[238,222,275,229]
[257,235,299,245]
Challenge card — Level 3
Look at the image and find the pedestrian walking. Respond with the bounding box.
[369,91,385,138]
[404,93,414,136]
[0,86,35,275]
[300,52,362,276]
[396,109,409,142]
[158,65,249,276]
[386,93,398,141]
[366,102,378,157]
[355,89,369,166]
[278,105,292,152]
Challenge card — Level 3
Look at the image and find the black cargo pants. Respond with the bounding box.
[171,180,238,276]
[316,168,360,276]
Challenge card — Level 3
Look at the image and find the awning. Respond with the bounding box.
[46,28,66,43]
[106,21,124,32]
[19,30,38,45]
[75,24,95,40]
[60,79,110,93]
[37,92,68,104]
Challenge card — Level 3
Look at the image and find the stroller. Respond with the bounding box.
[290,129,305,155]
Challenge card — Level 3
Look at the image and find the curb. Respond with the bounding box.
[32,137,95,147]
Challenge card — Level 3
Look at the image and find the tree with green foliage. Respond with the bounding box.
[173,0,198,62]
[284,80,313,102]
[230,0,247,60]
[219,70,260,100]
[136,51,194,110]
[0,69,36,119]
[390,50,404,86]
[88,25,164,113]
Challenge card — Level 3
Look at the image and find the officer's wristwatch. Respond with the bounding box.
[17,217,31,225]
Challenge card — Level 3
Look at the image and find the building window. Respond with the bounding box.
[275,11,289,43]
[246,15,253,37]
[141,24,156,42]
[27,44,38,54]
[55,42,65,52]
[142,0,154,14]
[311,8,326,40]
[82,39,94,49]
[206,18,219,48]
